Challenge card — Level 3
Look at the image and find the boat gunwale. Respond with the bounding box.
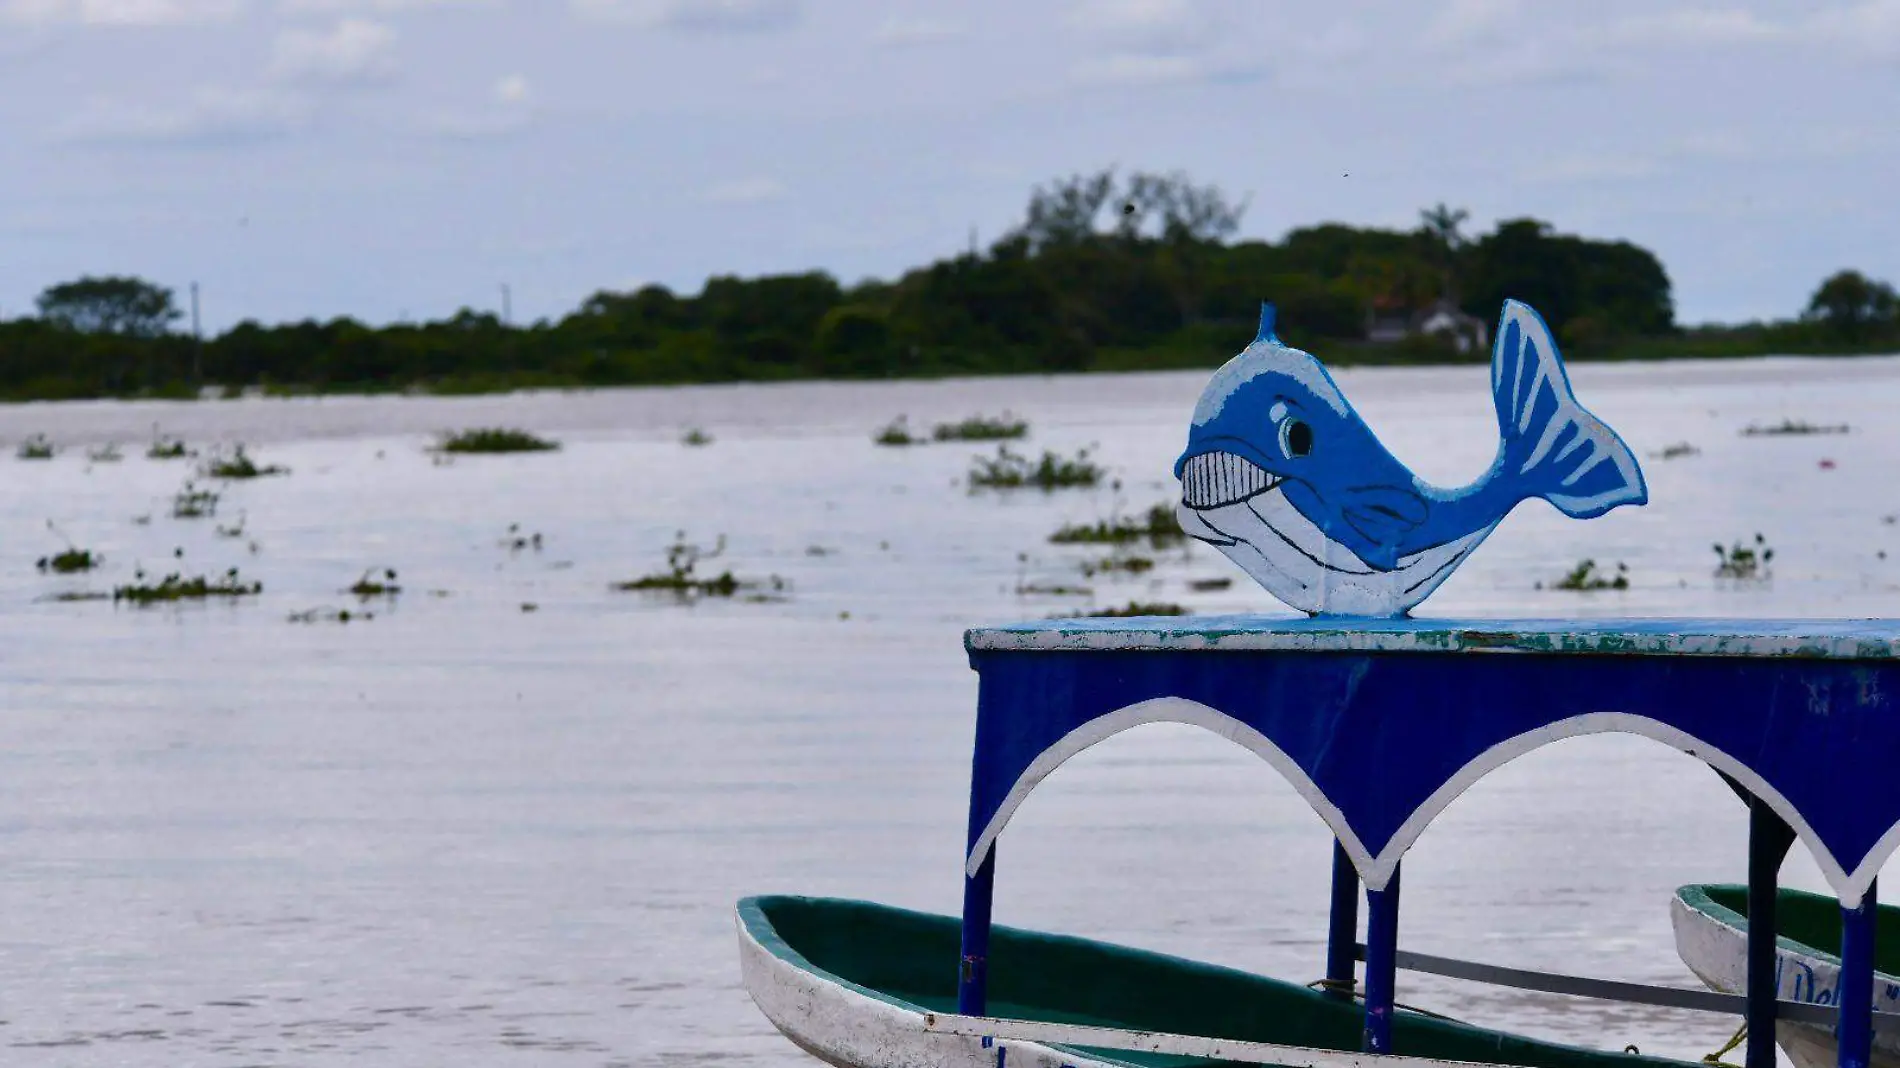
[1675,884,1858,971]
[739,894,1701,1068]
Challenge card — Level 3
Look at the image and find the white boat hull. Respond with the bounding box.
[736,906,1125,1068]
[1670,890,1900,1068]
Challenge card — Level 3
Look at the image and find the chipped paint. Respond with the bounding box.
[966,616,1900,661]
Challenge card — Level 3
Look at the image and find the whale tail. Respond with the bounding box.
[1490,300,1648,518]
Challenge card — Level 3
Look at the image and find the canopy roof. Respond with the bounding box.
[960,616,1900,902]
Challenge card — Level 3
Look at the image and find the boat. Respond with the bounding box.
[739,893,1697,1068]
[1673,885,1900,1068]
[737,309,1900,1068]
[736,616,1900,1068]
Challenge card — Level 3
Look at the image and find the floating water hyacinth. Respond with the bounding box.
[1174,300,1648,617]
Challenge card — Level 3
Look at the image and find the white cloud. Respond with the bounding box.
[1067,0,1215,52]
[1,0,243,24]
[1600,8,1784,48]
[700,177,786,204]
[1421,0,1522,50]
[270,18,397,84]
[1517,152,1660,185]
[280,0,493,10]
[1071,52,1208,85]
[493,72,528,103]
[419,73,531,138]
[55,86,307,146]
[571,0,799,32]
[1065,0,1261,88]
[873,16,957,47]
[1810,0,1900,61]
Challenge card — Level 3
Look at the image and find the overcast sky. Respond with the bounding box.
[1,0,1895,331]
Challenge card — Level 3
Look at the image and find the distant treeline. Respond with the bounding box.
[2,170,1896,401]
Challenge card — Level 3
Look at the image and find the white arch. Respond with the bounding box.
[1372,711,1875,901]
[964,702,1883,903]
[964,697,1379,882]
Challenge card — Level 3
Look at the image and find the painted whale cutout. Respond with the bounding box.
[1173,299,1647,617]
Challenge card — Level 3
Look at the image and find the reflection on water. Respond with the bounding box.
[1,356,1896,1064]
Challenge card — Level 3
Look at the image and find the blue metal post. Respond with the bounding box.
[958,845,996,1016]
[1745,797,1794,1068]
[1363,862,1401,1054]
[1326,842,1360,1000]
[1838,879,1878,1068]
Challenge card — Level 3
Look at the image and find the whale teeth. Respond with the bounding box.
[1180,451,1278,509]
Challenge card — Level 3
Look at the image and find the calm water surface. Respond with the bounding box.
[2,357,1898,1065]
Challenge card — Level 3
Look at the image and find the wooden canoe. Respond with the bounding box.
[1671,885,1900,1068]
[740,895,1699,1068]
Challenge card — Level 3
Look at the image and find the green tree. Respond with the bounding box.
[1417,203,1469,302]
[812,305,894,377]
[36,276,181,337]
[1805,270,1899,340]
[1462,220,1672,337]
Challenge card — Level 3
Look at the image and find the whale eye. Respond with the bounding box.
[1279,417,1314,458]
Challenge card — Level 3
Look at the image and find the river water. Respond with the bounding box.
[0,355,1896,1066]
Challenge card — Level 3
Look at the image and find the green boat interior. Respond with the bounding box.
[743,895,1696,1068]
[1682,885,1900,974]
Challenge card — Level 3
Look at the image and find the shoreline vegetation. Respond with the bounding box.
[4,170,1897,405]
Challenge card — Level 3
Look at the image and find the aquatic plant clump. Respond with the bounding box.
[1742,420,1850,437]
[288,606,373,624]
[16,434,54,460]
[1016,581,1092,596]
[147,435,191,460]
[968,446,1103,490]
[934,413,1028,442]
[682,428,714,447]
[613,532,785,599]
[1714,534,1774,581]
[1080,552,1156,578]
[1540,558,1629,591]
[348,568,401,599]
[202,444,288,479]
[1652,442,1699,460]
[37,548,100,574]
[1050,503,1185,546]
[873,416,923,447]
[501,524,544,552]
[1065,601,1188,618]
[435,427,560,454]
[113,567,262,605]
[173,482,220,519]
[88,443,124,463]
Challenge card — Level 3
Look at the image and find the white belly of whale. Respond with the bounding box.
[1178,492,1496,617]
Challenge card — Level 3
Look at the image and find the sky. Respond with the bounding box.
[0,0,1896,332]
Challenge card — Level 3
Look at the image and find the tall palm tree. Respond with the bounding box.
[1418,203,1470,304]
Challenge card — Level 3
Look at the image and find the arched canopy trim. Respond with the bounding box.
[964,697,1373,882]
[962,617,1900,903]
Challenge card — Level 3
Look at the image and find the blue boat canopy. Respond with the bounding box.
[960,615,1900,903]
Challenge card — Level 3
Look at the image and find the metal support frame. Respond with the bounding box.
[1328,842,1361,1000]
[1746,797,1796,1068]
[1363,863,1402,1053]
[1838,879,1879,1068]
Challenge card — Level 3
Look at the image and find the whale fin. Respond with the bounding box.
[1255,302,1280,344]
[1490,300,1648,519]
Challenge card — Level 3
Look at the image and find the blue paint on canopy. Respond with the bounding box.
[960,616,1900,903]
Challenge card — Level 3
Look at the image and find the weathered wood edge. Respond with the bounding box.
[965,616,1900,660]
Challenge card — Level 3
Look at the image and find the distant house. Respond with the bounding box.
[1417,299,1489,355]
[1365,298,1489,354]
